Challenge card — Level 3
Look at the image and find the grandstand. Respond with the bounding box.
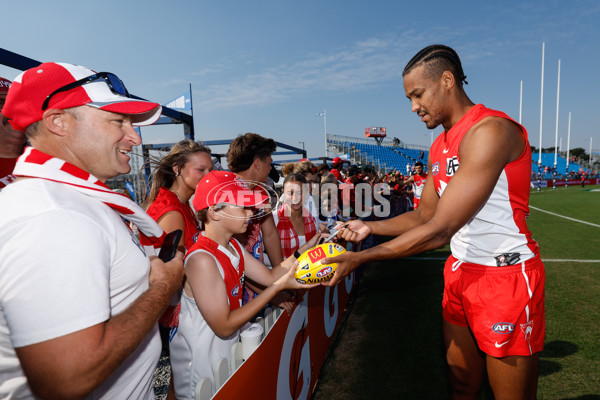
[328,134,594,179]
[327,134,428,174]
[532,152,591,179]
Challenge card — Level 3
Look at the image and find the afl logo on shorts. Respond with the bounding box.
[492,322,514,334]
[431,162,440,176]
[231,284,240,297]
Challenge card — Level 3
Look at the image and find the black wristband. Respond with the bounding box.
[294,250,301,258]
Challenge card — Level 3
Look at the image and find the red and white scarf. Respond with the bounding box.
[276,203,317,259]
[13,147,165,254]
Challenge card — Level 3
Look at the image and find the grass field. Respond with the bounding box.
[314,186,600,399]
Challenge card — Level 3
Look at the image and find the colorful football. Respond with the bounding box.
[294,243,346,284]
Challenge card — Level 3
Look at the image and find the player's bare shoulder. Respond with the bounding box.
[464,116,524,163]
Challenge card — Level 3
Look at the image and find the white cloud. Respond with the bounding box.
[191,31,444,110]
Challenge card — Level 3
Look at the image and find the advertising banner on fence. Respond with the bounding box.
[213,272,356,400]
[531,179,599,188]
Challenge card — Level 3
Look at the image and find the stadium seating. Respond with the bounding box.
[532,153,590,179]
[327,134,590,179]
[327,134,428,174]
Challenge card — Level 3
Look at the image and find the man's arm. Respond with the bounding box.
[15,254,185,399]
[400,175,415,187]
[326,117,525,285]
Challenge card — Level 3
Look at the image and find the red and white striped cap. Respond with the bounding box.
[3,62,161,132]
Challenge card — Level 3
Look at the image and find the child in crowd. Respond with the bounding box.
[273,173,318,259]
[170,171,321,398]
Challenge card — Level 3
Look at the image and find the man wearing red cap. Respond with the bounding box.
[0,62,185,399]
[330,156,345,183]
[0,77,26,190]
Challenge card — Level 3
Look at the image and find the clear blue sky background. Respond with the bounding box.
[1,0,598,162]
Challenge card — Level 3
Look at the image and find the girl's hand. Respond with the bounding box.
[275,260,320,290]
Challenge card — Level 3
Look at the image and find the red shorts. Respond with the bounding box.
[442,254,545,357]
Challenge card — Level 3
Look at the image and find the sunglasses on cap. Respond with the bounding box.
[41,72,130,110]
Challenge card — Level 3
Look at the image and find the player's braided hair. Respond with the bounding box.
[403,44,468,85]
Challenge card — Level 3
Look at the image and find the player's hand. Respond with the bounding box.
[149,251,185,297]
[337,220,371,243]
[321,250,361,287]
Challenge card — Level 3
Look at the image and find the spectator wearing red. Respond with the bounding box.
[330,156,345,182]
[0,77,27,190]
[401,161,428,209]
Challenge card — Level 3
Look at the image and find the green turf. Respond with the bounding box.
[314,187,600,399]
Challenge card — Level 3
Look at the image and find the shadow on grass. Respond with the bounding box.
[540,340,578,358]
[538,340,578,377]
[314,248,451,399]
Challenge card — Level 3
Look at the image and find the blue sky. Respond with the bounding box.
[1,0,598,163]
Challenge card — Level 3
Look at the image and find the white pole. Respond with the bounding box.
[590,137,593,166]
[566,112,571,172]
[538,42,545,166]
[554,59,561,169]
[519,80,523,124]
[559,137,562,153]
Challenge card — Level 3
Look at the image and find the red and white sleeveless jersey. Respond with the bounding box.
[413,173,427,200]
[429,104,539,266]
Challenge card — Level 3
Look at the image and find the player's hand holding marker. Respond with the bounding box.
[336,220,371,243]
[320,220,371,286]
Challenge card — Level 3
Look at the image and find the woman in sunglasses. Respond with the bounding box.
[293,160,321,223]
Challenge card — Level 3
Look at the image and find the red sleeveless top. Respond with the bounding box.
[429,104,538,266]
[145,187,200,250]
[186,234,245,310]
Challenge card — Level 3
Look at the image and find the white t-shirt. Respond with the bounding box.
[170,238,243,399]
[0,179,161,399]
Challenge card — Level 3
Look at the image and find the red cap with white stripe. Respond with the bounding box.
[3,62,161,131]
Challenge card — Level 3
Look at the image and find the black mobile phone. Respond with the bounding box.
[158,229,183,262]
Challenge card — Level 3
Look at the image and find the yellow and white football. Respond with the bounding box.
[294,243,346,284]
